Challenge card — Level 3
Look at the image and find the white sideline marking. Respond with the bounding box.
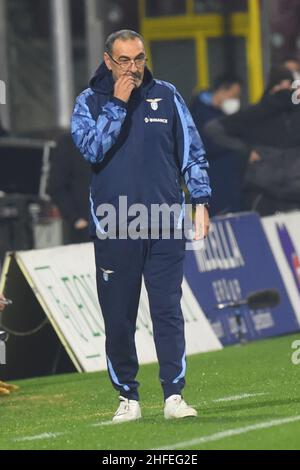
[155,415,300,450]
[213,392,267,403]
[91,420,116,427]
[15,432,64,442]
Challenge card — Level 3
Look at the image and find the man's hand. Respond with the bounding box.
[114,73,136,103]
[74,218,88,230]
[193,205,210,240]
[249,150,261,164]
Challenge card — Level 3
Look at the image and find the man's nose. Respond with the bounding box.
[128,60,138,72]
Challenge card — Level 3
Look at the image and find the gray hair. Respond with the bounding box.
[105,30,145,56]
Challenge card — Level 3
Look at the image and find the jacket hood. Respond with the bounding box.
[89,61,154,97]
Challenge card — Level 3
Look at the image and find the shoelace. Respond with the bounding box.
[172,396,182,404]
[115,399,130,416]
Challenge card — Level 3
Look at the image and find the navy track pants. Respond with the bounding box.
[94,236,186,401]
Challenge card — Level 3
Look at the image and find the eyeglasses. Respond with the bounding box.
[107,53,147,70]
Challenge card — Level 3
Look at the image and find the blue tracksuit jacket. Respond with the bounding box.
[71,62,211,236]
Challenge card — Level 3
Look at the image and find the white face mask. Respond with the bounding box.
[220,98,241,115]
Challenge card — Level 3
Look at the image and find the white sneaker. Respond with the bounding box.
[164,394,198,419]
[112,396,141,423]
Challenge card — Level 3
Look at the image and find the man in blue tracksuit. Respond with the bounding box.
[71,30,211,422]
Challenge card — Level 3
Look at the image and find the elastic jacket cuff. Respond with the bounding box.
[110,96,128,109]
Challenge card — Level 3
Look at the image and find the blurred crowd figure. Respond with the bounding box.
[48,132,90,245]
[0,118,7,137]
[0,118,9,267]
[190,75,245,216]
[282,57,300,79]
[0,294,19,396]
[195,59,300,217]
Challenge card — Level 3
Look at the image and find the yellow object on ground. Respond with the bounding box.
[0,381,19,395]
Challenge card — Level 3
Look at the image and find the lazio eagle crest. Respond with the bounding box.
[146,98,163,111]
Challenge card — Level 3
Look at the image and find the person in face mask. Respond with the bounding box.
[190,75,242,118]
[204,65,300,216]
[190,75,243,216]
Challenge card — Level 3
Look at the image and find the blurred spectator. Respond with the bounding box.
[0,117,8,137]
[190,75,244,215]
[48,132,91,244]
[205,66,300,216]
[0,294,19,396]
[0,119,9,267]
[281,57,300,80]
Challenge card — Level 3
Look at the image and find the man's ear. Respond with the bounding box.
[104,53,112,71]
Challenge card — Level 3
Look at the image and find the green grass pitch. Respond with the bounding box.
[1,334,300,450]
